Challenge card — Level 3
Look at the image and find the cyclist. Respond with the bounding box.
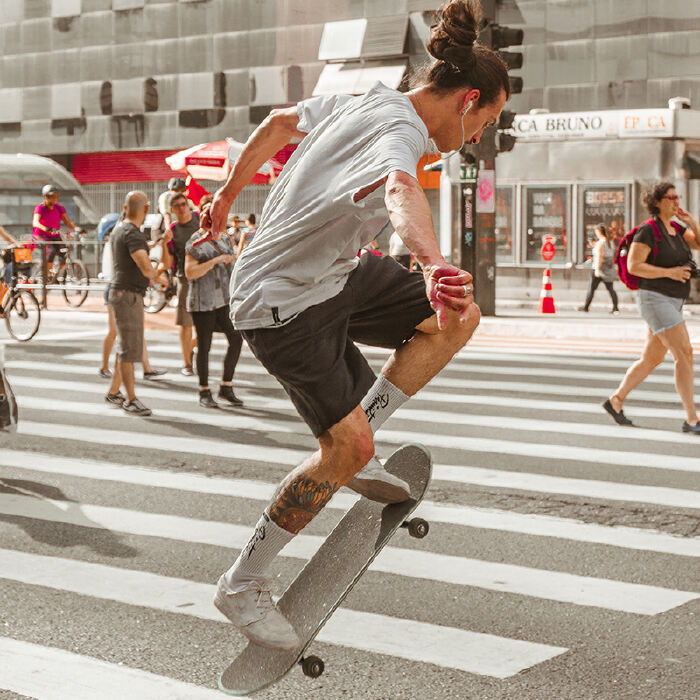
[32,184,76,269]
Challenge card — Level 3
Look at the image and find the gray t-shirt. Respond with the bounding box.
[230,82,429,329]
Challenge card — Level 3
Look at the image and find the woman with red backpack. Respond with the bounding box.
[603,182,700,434]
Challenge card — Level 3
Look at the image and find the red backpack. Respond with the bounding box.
[614,218,683,290]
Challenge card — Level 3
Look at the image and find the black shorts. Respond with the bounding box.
[242,254,433,438]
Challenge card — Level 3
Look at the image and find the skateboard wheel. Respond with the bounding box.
[301,655,324,678]
[405,517,429,538]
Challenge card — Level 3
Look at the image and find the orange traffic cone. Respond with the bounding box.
[538,268,556,314]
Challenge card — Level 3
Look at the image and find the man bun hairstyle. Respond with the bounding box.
[641,181,674,216]
[425,0,510,106]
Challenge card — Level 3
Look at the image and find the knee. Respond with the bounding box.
[673,344,694,366]
[441,303,481,349]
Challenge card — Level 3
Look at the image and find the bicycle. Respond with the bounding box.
[2,246,41,341]
[37,228,90,307]
[144,267,177,313]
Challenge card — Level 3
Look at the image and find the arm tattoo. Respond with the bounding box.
[268,475,338,534]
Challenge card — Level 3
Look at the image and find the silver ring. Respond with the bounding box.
[464,284,472,296]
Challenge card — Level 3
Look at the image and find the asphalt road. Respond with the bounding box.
[0,305,698,700]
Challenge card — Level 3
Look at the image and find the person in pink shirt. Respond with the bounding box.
[32,184,75,266]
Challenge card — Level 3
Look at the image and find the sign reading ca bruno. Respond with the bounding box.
[513,109,674,141]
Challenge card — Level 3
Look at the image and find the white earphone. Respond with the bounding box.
[461,100,474,116]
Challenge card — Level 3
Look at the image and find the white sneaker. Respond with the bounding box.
[213,576,300,651]
[346,456,411,504]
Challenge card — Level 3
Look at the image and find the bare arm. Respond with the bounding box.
[32,213,49,232]
[593,240,603,276]
[384,171,444,269]
[628,242,691,282]
[130,248,167,285]
[210,106,305,233]
[385,170,473,327]
[677,208,700,251]
[0,226,18,246]
[184,251,234,281]
[60,211,75,231]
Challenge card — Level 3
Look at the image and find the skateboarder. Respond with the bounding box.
[210,0,509,650]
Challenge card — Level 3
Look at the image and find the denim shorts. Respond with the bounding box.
[637,289,684,335]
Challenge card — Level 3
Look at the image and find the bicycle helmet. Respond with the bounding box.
[168,177,186,191]
[42,184,59,196]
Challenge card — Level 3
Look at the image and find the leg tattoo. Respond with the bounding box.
[268,475,338,533]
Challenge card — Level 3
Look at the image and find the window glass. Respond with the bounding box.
[495,186,514,263]
[525,187,568,264]
[580,185,627,261]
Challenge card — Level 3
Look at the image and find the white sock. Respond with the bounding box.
[361,374,409,435]
[223,512,294,593]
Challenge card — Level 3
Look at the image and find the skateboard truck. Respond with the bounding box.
[401,517,429,538]
[298,655,324,678]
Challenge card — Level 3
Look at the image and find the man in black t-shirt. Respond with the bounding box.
[165,192,199,375]
[106,191,168,416]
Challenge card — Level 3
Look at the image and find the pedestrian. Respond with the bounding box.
[579,224,619,314]
[163,191,199,376]
[184,203,243,409]
[105,192,169,416]
[0,225,19,316]
[157,177,188,232]
[99,225,168,381]
[235,214,257,256]
[209,0,500,649]
[0,345,18,433]
[603,182,700,433]
[389,229,411,268]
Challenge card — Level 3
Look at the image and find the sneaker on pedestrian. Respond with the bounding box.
[144,368,167,380]
[199,389,218,409]
[213,576,299,651]
[104,392,125,407]
[218,385,243,407]
[346,455,411,503]
[122,398,152,416]
[98,368,112,379]
[611,309,620,315]
[577,306,589,312]
[682,421,700,434]
[181,365,194,376]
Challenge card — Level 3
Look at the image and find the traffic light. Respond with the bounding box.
[479,1,524,96]
[496,110,516,153]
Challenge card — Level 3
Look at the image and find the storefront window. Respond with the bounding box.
[525,186,568,263]
[495,186,514,263]
[580,185,627,261]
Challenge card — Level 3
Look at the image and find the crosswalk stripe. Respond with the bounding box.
[2,451,697,552]
[8,367,688,421]
[431,464,700,509]
[117,346,677,386]
[0,549,568,678]
[0,637,223,700]
[3,447,698,513]
[7,358,684,404]
[2,495,696,611]
[13,393,695,452]
[17,415,699,474]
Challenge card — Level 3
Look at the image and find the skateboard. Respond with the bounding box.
[219,443,432,695]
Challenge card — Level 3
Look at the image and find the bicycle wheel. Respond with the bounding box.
[61,259,89,307]
[143,284,167,313]
[5,289,41,341]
